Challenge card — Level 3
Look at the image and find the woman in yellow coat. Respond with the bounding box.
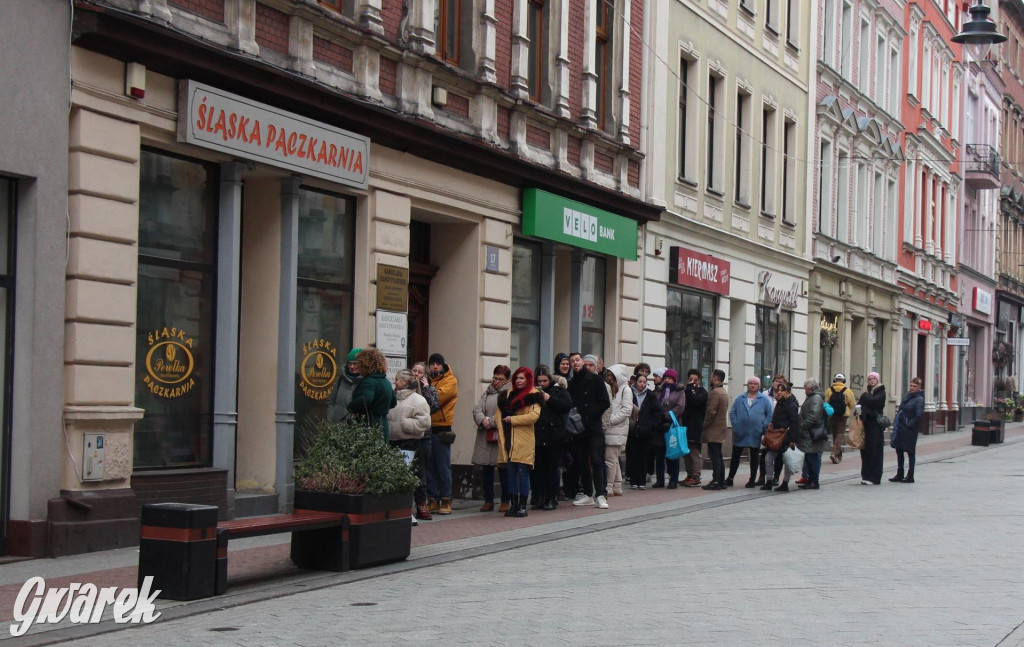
[497,366,544,518]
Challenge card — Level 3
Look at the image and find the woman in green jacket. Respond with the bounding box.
[348,348,398,444]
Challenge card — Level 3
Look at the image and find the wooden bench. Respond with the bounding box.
[139,503,348,601]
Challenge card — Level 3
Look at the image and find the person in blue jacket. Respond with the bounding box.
[889,376,925,483]
[726,376,773,488]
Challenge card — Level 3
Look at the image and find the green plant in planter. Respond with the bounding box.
[294,418,418,496]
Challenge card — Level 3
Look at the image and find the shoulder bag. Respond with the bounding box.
[762,424,787,452]
[564,407,585,438]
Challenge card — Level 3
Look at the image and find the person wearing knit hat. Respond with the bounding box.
[722,375,773,489]
[327,348,364,421]
[564,352,612,509]
[856,371,887,484]
[652,367,668,391]
[425,352,458,515]
[652,368,686,488]
[825,372,857,464]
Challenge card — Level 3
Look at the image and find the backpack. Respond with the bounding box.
[828,386,847,418]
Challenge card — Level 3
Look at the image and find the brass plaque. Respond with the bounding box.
[376,264,409,311]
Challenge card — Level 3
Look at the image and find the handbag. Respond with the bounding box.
[762,425,787,452]
[846,415,864,450]
[564,407,585,438]
[437,430,456,445]
[876,414,891,430]
[664,412,690,460]
[809,425,827,443]
[485,427,499,444]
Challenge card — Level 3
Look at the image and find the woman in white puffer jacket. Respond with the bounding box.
[603,364,634,497]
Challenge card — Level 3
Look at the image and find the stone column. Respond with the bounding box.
[275,177,301,511]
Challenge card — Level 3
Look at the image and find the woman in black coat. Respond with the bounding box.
[760,382,800,490]
[890,376,925,483]
[627,375,662,490]
[532,367,573,510]
[857,372,887,485]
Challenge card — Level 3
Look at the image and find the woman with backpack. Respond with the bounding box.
[824,373,857,464]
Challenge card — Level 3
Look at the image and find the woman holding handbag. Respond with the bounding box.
[760,382,800,491]
[857,372,887,485]
[472,365,512,512]
[627,374,661,490]
[496,367,544,517]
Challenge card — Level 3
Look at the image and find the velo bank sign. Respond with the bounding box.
[521,189,638,260]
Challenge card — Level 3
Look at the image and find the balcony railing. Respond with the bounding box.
[965,143,1000,179]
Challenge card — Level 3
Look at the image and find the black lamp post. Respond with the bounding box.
[952,1,1007,61]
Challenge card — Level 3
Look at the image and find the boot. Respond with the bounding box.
[774,481,789,492]
[498,500,510,513]
[427,498,440,513]
[505,495,518,517]
[888,468,905,483]
[901,469,915,484]
[759,482,773,491]
[438,497,452,515]
[514,494,529,517]
[542,498,556,511]
[415,503,432,520]
[744,477,757,488]
[531,496,545,510]
[479,502,494,512]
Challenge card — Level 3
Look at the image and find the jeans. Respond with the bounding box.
[481,464,509,503]
[426,432,452,498]
[805,451,823,484]
[506,462,530,496]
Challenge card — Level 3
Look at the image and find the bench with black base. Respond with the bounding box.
[139,503,348,601]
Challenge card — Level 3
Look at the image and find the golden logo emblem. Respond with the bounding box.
[300,339,338,401]
[142,327,197,399]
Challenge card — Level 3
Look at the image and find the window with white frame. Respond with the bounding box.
[922,40,931,112]
[678,57,696,182]
[888,45,900,114]
[871,171,883,254]
[706,72,723,193]
[858,18,871,92]
[854,161,867,246]
[840,1,853,77]
[875,35,887,105]
[908,26,919,99]
[782,119,796,223]
[760,105,776,215]
[836,149,850,242]
[940,63,949,127]
[818,138,833,235]
[881,177,895,258]
[822,0,836,67]
[735,89,750,204]
[951,76,961,141]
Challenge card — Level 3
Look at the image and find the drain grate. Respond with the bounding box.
[350,602,378,607]
[209,627,240,632]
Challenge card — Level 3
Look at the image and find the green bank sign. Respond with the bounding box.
[521,189,638,260]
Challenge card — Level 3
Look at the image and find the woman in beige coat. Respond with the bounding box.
[701,369,730,489]
[471,365,512,512]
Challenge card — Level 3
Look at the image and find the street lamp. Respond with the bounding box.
[952,1,1007,61]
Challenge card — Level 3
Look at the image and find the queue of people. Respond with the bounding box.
[333,347,925,524]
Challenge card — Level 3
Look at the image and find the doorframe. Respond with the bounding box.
[0,179,17,555]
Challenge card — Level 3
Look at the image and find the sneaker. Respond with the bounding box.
[637,485,646,490]
[667,482,678,490]
[630,484,640,490]
[411,514,418,527]
[415,503,432,520]
[860,479,872,485]
[723,477,734,487]
[795,477,808,485]
[596,495,609,509]
[572,494,595,506]
[701,482,723,490]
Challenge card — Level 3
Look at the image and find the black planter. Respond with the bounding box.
[990,420,1005,444]
[972,421,991,447]
[292,490,413,570]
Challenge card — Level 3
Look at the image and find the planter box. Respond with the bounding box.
[292,490,413,570]
[972,421,991,447]
[990,420,1005,444]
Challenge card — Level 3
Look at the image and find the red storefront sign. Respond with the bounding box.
[669,247,731,296]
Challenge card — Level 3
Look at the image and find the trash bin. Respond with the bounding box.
[990,420,1005,444]
[972,421,991,447]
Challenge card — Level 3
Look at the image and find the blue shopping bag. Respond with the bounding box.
[665,411,690,460]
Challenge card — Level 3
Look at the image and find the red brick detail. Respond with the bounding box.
[497,106,511,141]
[313,36,354,73]
[628,0,644,145]
[567,0,586,122]
[526,124,551,149]
[381,0,402,43]
[594,150,614,173]
[168,0,225,22]
[567,136,581,166]
[627,159,640,187]
[379,57,398,96]
[493,0,514,91]
[446,92,470,118]
[255,3,290,54]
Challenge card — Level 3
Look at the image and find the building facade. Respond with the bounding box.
[642,0,815,392]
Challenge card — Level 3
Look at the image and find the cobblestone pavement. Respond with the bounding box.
[12,434,1024,647]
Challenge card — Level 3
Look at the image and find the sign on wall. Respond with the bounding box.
[376,264,409,311]
[669,246,730,296]
[298,338,338,401]
[973,287,992,315]
[178,80,370,188]
[141,326,197,399]
[758,271,801,310]
[521,189,638,260]
[376,310,408,356]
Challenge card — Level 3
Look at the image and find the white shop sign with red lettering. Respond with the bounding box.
[669,246,731,296]
[178,80,370,189]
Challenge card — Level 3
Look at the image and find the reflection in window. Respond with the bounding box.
[666,289,715,383]
[511,241,542,370]
[756,305,791,386]
[135,151,217,469]
[581,255,606,357]
[527,0,548,103]
[295,188,355,455]
[436,0,462,65]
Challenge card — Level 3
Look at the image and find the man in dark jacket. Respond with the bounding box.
[680,369,708,487]
[566,352,611,509]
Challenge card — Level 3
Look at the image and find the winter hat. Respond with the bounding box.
[834,373,846,383]
[346,348,362,362]
[428,353,446,366]
[867,372,880,382]
[583,354,599,366]
[653,367,668,378]
[663,369,679,382]
[747,376,761,386]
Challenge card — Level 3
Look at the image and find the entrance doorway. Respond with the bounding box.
[407,221,435,366]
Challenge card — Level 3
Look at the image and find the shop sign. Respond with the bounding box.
[521,189,638,260]
[298,339,338,401]
[178,80,370,188]
[376,264,409,311]
[142,326,196,399]
[948,313,966,329]
[973,287,992,315]
[669,246,730,296]
[376,310,408,355]
[758,271,800,309]
[947,338,970,346]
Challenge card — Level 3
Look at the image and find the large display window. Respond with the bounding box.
[135,150,218,468]
[581,255,606,357]
[666,288,715,381]
[511,240,542,370]
[756,305,791,385]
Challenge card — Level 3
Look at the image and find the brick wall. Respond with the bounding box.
[313,36,354,73]
[380,57,398,96]
[497,106,511,141]
[567,0,586,122]
[594,150,613,173]
[526,123,551,149]
[494,0,513,91]
[381,0,402,43]
[255,2,289,54]
[168,0,225,22]
[628,159,639,187]
[567,136,581,166]
[446,92,470,118]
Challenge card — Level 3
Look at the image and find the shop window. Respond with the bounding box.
[581,255,606,357]
[511,240,542,370]
[666,288,715,382]
[820,312,838,385]
[135,150,218,469]
[294,188,356,454]
[871,318,885,374]
[756,305,791,386]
